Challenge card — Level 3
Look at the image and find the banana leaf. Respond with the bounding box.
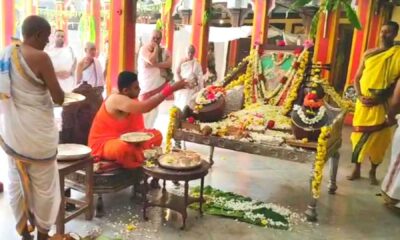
[310,10,321,38]
[341,0,362,30]
[290,0,313,10]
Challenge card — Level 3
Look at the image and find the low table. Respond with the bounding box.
[57,157,94,234]
[142,160,211,229]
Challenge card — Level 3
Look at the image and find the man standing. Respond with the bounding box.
[137,30,172,128]
[76,42,105,89]
[46,29,76,92]
[348,21,400,185]
[0,16,64,240]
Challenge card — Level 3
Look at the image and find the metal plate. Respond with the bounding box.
[54,92,86,107]
[57,144,92,161]
[120,132,154,143]
[158,151,202,170]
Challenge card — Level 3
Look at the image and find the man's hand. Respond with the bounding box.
[56,71,71,80]
[359,96,380,107]
[171,80,188,91]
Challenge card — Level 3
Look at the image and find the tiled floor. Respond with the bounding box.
[1,101,399,239]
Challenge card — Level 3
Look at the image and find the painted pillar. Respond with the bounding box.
[346,0,388,88]
[227,8,242,68]
[56,0,68,44]
[191,0,211,71]
[250,0,269,48]
[180,10,191,25]
[89,0,102,53]
[1,0,15,48]
[106,0,136,94]
[312,3,340,81]
[161,0,180,54]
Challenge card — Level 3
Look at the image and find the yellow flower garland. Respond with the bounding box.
[311,126,331,199]
[165,107,178,153]
[321,83,355,112]
[244,50,256,108]
[282,50,309,115]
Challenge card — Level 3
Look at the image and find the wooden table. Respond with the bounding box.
[142,160,211,229]
[57,157,94,234]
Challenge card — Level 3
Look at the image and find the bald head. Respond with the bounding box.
[85,42,97,58]
[187,44,196,59]
[151,30,162,45]
[22,15,51,39]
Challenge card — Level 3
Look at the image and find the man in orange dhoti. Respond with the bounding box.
[88,71,186,169]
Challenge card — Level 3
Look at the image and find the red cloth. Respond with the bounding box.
[88,102,162,169]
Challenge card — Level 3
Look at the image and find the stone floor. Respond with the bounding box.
[1,101,400,239]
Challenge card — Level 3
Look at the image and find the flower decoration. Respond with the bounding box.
[277,40,286,47]
[187,116,195,124]
[165,106,178,153]
[312,126,331,198]
[303,39,314,49]
[266,120,275,129]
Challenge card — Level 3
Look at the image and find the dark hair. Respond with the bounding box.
[386,21,399,35]
[22,15,51,38]
[118,71,138,92]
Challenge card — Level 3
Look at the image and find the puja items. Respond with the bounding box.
[189,85,226,122]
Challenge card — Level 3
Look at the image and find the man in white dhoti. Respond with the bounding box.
[0,16,64,240]
[174,45,203,110]
[381,75,400,210]
[137,30,172,128]
[46,29,76,92]
[76,42,105,90]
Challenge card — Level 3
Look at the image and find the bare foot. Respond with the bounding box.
[347,170,361,180]
[369,171,379,185]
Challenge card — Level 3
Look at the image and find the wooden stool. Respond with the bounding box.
[57,157,94,234]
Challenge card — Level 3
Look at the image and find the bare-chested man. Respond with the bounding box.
[0,15,64,240]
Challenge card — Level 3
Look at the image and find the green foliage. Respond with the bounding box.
[290,0,313,10]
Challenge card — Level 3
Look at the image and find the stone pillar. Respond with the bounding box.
[191,0,212,71]
[312,3,340,81]
[250,0,270,48]
[106,0,136,94]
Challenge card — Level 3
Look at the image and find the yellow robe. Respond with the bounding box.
[351,46,400,164]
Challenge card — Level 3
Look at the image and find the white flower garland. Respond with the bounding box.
[195,88,224,105]
[293,105,326,125]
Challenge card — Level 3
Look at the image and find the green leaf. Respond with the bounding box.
[325,0,335,12]
[333,0,341,10]
[289,0,313,9]
[156,19,164,30]
[341,0,362,30]
[310,11,321,38]
[165,0,173,13]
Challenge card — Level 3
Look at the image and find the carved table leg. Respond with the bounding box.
[175,140,182,149]
[305,167,317,222]
[96,194,104,218]
[328,152,340,194]
[143,175,149,221]
[181,181,189,230]
[199,177,204,216]
[209,146,215,166]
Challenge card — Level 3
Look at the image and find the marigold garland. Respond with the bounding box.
[282,50,310,115]
[165,106,178,153]
[321,83,355,112]
[244,50,256,108]
[311,126,331,199]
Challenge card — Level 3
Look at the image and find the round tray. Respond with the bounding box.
[120,132,154,143]
[57,144,92,161]
[158,151,202,170]
[54,92,86,107]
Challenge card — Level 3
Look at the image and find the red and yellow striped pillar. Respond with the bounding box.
[89,0,102,54]
[1,0,15,48]
[55,0,68,43]
[250,0,270,48]
[161,0,180,54]
[106,0,136,95]
[191,0,212,71]
[312,4,340,81]
[26,0,37,16]
[345,0,386,88]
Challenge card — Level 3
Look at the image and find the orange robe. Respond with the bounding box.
[88,103,162,168]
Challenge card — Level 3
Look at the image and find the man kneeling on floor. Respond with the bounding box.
[88,71,186,174]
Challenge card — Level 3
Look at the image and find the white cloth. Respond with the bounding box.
[382,121,400,208]
[137,47,165,94]
[82,58,104,87]
[143,107,159,129]
[46,46,76,92]
[0,47,58,160]
[174,59,203,110]
[7,157,61,232]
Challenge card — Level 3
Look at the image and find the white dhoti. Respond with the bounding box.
[137,47,166,129]
[0,45,61,235]
[174,59,203,110]
[82,58,105,88]
[46,46,76,92]
[382,119,400,208]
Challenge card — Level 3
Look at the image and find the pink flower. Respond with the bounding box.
[277,40,286,47]
[266,120,275,129]
[207,93,216,100]
[303,39,314,49]
[187,117,195,124]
